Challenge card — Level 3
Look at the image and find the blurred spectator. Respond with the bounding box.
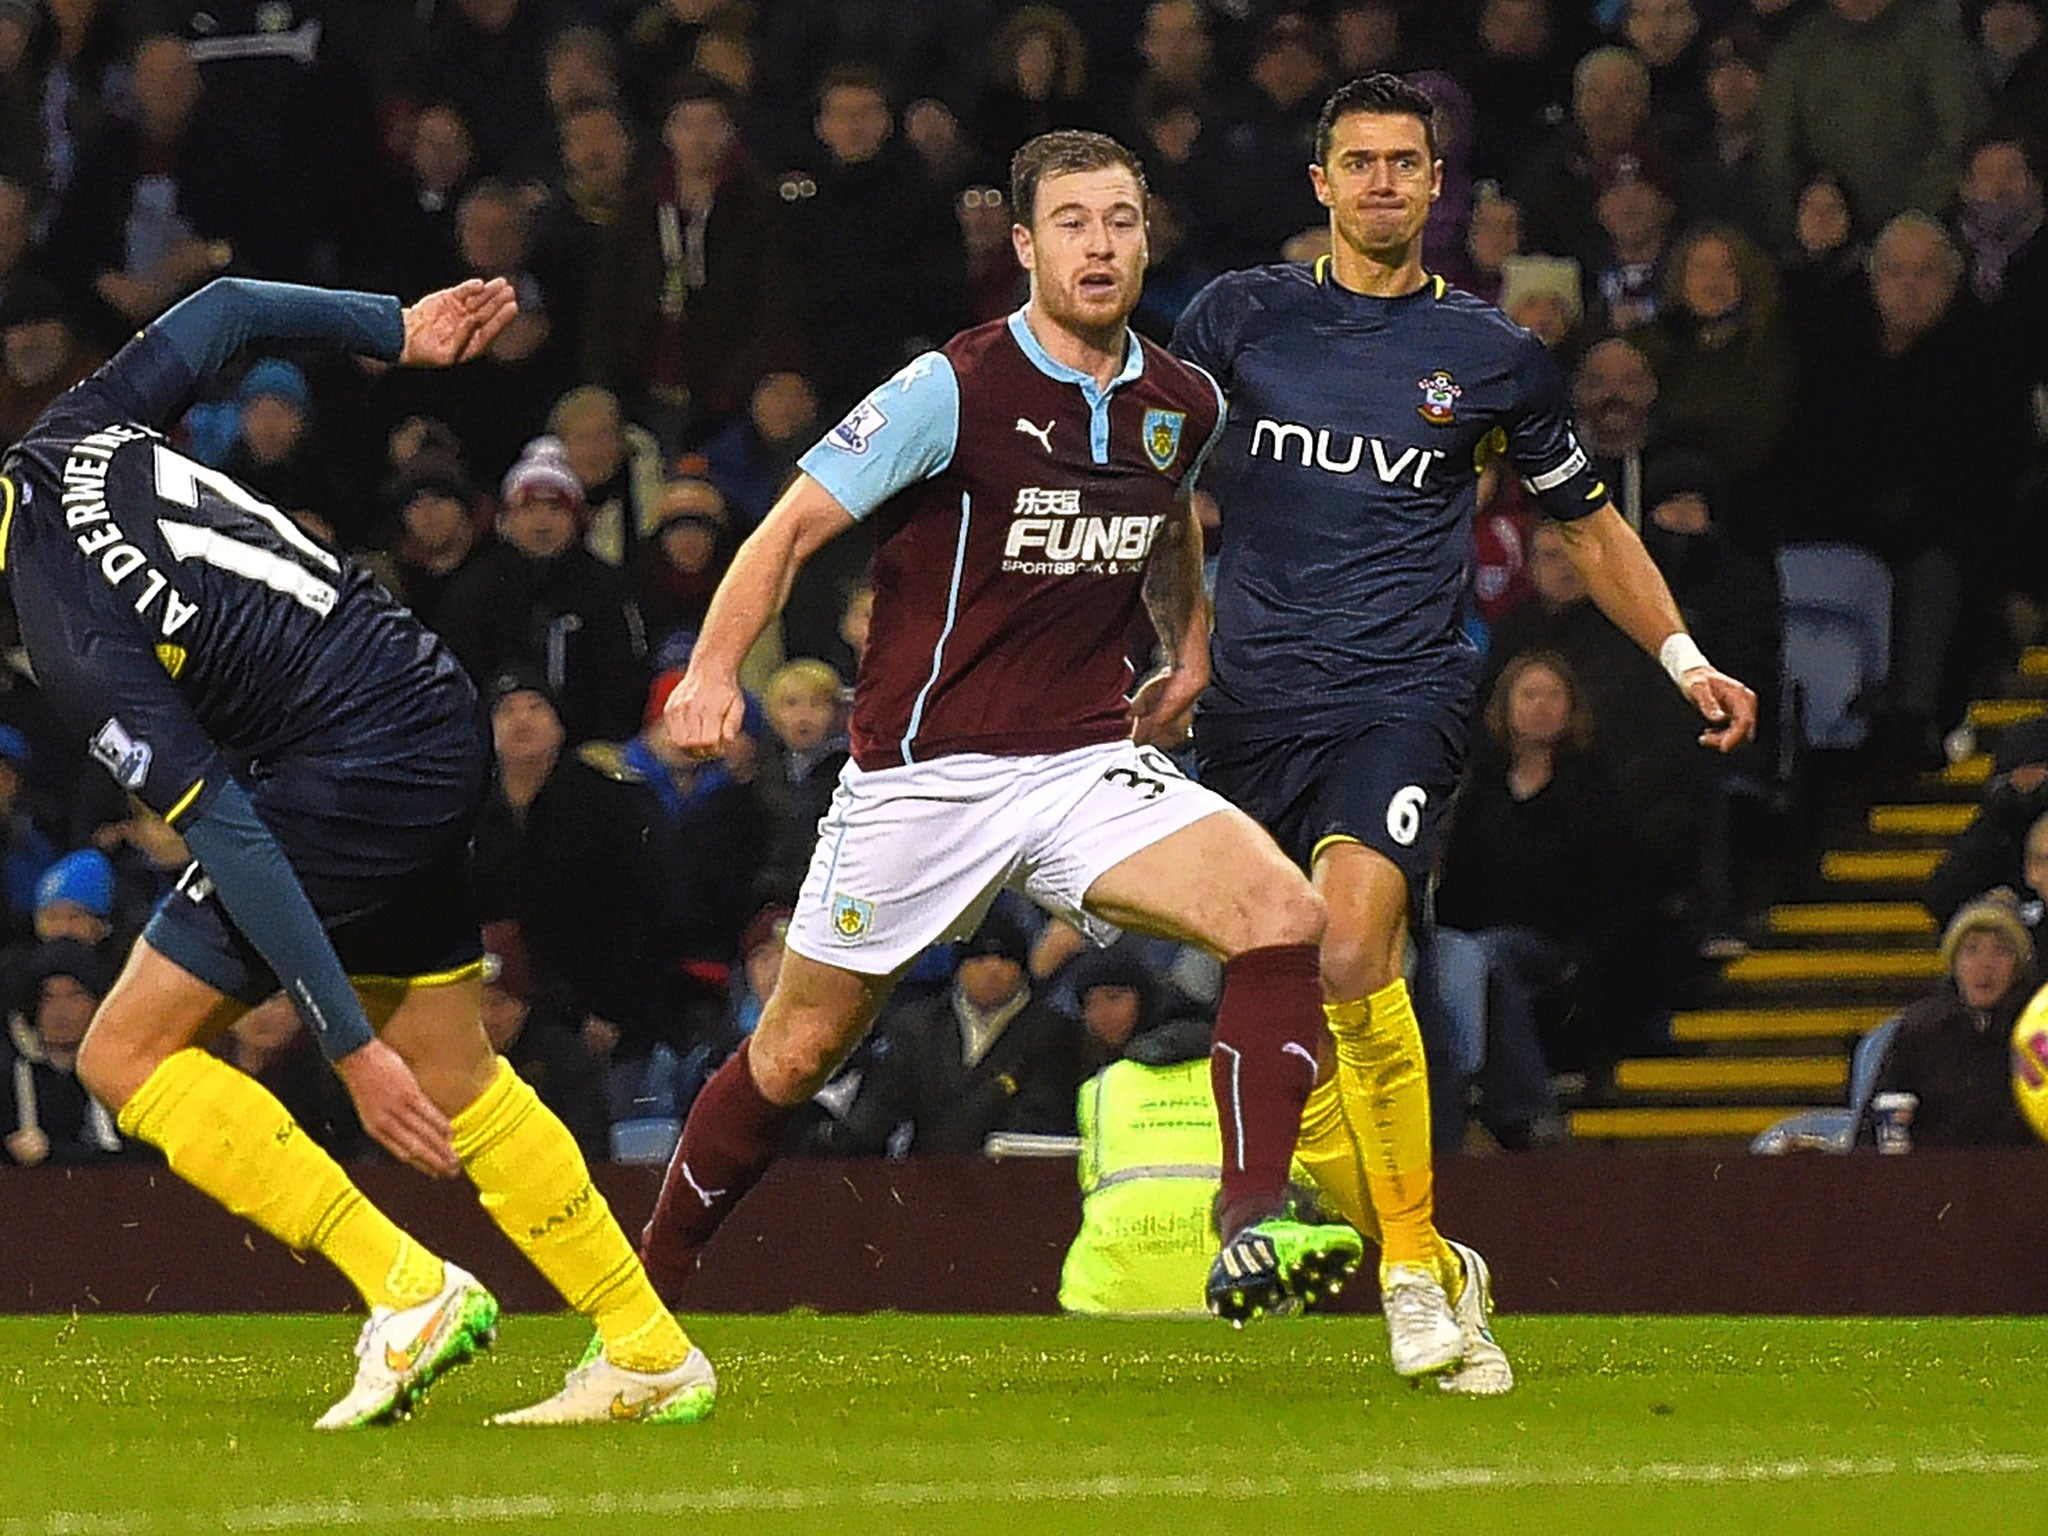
[42,34,236,349]
[1954,134,2047,365]
[619,0,718,129]
[1675,25,1772,245]
[0,725,55,946]
[1792,213,2030,758]
[1409,70,1478,283]
[1515,46,1662,268]
[755,0,993,119]
[3,938,123,1166]
[702,371,820,533]
[1778,172,1868,362]
[1627,0,1711,144]
[540,25,619,125]
[1570,336,1661,527]
[779,65,968,414]
[523,670,767,1116]
[754,659,850,905]
[548,385,666,569]
[1925,717,2048,925]
[1433,652,1636,1141]
[220,993,364,1161]
[2,0,126,206]
[1127,80,1208,209]
[1331,1,1408,77]
[1447,181,1523,304]
[1587,156,1677,332]
[730,902,790,1038]
[353,99,471,296]
[1867,890,2037,1147]
[1132,0,1216,114]
[837,576,875,682]
[1974,0,2048,123]
[412,0,568,180]
[632,472,734,665]
[1131,195,1216,345]
[80,796,185,938]
[974,6,1096,166]
[1183,13,1329,268]
[1634,224,1796,491]
[1461,0,1573,185]
[479,918,610,1158]
[956,182,1027,325]
[902,96,976,193]
[0,276,100,444]
[1759,0,1990,245]
[28,848,113,948]
[529,98,637,356]
[1498,253,1586,357]
[830,910,1088,1155]
[222,357,339,540]
[387,455,488,631]
[437,436,648,744]
[0,174,38,311]
[586,73,797,448]
[472,666,567,926]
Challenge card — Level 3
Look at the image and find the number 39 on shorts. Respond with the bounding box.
[1386,784,1427,846]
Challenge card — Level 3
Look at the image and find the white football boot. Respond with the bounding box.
[1379,1261,1466,1379]
[490,1342,717,1426]
[314,1263,499,1430]
[1437,1239,1515,1396]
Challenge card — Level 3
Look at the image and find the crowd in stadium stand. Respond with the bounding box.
[2,0,2045,1164]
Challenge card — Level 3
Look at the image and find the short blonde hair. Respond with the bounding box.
[766,659,841,708]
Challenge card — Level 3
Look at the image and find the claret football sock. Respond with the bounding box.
[452,1056,689,1374]
[639,1038,792,1300]
[116,1047,443,1310]
[1323,981,1457,1292]
[1210,942,1327,1240]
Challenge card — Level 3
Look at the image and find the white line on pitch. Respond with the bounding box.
[5,1453,2040,1535]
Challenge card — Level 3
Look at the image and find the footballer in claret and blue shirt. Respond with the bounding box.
[1173,253,1612,875]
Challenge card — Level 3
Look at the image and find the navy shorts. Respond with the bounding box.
[143,683,491,1003]
[1194,698,1470,886]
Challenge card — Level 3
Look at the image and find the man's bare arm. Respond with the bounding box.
[1131,495,1211,747]
[1553,504,1759,752]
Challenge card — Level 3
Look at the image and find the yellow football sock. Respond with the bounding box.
[452,1057,690,1373]
[1290,1070,1381,1246]
[1324,982,1457,1291]
[116,1047,444,1310]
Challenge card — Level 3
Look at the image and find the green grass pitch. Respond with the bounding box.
[1,1313,2041,1535]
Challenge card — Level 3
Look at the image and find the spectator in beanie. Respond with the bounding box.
[472,667,567,927]
[437,436,648,744]
[387,454,489,632]
[632,473,733,669]
[4,938,125,1165]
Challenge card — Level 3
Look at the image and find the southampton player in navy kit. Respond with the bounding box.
[1174,76,1757,1392]
[640,131,1366,1322]
[0,276,715,1428]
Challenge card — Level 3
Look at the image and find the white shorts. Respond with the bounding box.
[787,740,1233,975]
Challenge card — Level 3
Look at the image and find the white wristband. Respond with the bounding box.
[1659,632,1710,688]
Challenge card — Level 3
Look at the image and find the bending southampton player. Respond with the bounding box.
[0,276,711,1428]
[640,129,1363,1323]
[1173,74,1757,1392]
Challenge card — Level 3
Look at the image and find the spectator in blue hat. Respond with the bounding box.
[224,355,341,544]
[32,849,115,947]
[0,724,56,946]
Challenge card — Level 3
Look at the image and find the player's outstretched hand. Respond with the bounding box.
[1683,666,1759,753]
[398,277,519,368]
[1129,664,1204,750]
[664,669,747,759]
[334,1038,460,1178]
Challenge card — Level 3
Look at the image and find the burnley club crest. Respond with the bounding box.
[1142,408,1185,471]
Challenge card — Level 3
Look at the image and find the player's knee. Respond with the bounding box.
[747,1013,853,1103]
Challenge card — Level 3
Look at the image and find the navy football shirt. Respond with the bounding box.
[1173,259,1608,724]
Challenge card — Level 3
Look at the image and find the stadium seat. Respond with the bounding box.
[1749,1014,1901,1154]
[1776,544,1892,752]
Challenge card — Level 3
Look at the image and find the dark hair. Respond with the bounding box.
[1484,649,1593,754]
[1314,72,1438,164]
[1009,129,1147,224]
[814,63,892,114]
[666,68,735,117]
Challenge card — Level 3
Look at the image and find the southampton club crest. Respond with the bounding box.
[1142,408,1186,471]
[1416,369,1462,426]
[830,893,874,942]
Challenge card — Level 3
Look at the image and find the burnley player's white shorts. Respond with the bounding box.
[785,739,1234,975]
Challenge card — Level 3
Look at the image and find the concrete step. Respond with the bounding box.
[1569,1105,1818,1140]
[1671,1006,1896,1044]
[1765,902,1937,938]
[1612,1056,1848,1094]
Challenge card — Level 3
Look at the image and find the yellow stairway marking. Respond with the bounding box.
[1967,699,2047,728]
[1867,804,1975,837]
[1569,1106,1816,1139]
[1937,756,1992,786]
[1821,849,1942,883]
[1721,949,1942,983]
[1613,1056,1848,1093]
[2022,648,2048,678]
[1767,902,1937,937]
[1672,1007,1896,1042]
